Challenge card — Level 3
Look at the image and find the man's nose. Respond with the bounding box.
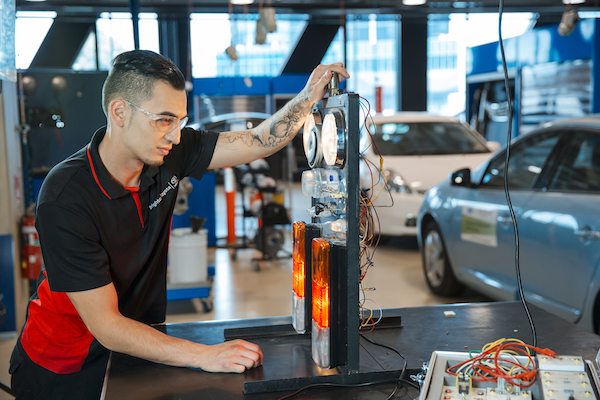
[165,127,181,145]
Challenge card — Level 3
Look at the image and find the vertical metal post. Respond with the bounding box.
[129,0,140,50]
[344,93,360,373]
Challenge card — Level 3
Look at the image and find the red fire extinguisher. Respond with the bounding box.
[21,216,43,280]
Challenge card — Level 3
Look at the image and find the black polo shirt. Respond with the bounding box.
[18,126,218,374]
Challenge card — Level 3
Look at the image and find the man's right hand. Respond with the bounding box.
[68,283,263,373]
[195,339,263,373]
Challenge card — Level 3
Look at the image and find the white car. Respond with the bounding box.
[360,112,499,236]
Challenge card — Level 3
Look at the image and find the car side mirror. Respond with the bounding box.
[451,168,471,187]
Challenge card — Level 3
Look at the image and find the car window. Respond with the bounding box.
[547,130,600,192]
[370,122,489,156]
[480,130,562,189]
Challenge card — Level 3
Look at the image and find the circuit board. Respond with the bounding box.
[419,351,600,400]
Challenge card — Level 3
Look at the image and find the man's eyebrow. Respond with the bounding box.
[156,111,178,118]
[156,111,182,118]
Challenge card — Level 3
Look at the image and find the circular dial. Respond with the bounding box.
[303,113,315,157]
[321,111,346,167]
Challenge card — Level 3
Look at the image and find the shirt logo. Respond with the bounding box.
[149,175,179,210]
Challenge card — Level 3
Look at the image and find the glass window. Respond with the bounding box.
[72,32,98,71]
[370,121,489,156]
[481,130,561,189]
[427,13,536,118]
[190,13,308,78]
[548,131,600,193]
[15,11,57,70]
[323,14,399,115]
[95,12,159,70]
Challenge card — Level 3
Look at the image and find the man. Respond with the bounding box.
[9,49,349,399]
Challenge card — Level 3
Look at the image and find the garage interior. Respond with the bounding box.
[1,0,600,398]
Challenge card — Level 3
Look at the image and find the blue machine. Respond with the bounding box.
[466,18,600,142]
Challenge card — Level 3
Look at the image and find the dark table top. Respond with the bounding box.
[102,301,600,400]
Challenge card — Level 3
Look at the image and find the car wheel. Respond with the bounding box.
[422,221,464,296]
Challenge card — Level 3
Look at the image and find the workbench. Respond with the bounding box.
[101,301,600,399]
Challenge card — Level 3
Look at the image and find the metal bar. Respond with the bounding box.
[223,324,298,341]
[345,93,361,372]
[129,0,140,50]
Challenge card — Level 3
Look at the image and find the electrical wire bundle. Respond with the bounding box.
[356,96,387,331]
[446,339,557,390]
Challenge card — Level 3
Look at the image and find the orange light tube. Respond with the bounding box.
[312,237,330,329]
[292,221,306,298]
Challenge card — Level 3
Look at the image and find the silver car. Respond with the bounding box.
[418,115,600,332]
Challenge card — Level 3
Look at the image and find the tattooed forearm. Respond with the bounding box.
[220,130,264,147]
[267,93,311,144]
[217,89,311,151]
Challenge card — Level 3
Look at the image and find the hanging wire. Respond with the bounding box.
[498,0,537,351]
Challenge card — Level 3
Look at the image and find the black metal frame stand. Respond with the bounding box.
[226,93,373,394]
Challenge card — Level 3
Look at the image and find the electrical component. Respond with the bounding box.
[419,349,600,400]
[303,113,316,159]
[538,355,585,372]
[330,218,347,234]
[538,370,594,400]
[301,168,344,199]
[292,221,321,334]
[538,355,594,400]
[303,112,324,168]
[312,238,347,369]
[321,111,346,168]
[294,89,361,375]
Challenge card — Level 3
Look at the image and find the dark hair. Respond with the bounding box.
[101,50,186,116]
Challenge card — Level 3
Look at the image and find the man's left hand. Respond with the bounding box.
[303,63,350,104]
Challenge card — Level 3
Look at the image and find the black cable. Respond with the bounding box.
[0,381,15,397]
[276,335,413,400]
[360,333,409,400]
[277,379,413,400]
[498,0,537,350]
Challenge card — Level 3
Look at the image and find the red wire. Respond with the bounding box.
[445,342,544,387]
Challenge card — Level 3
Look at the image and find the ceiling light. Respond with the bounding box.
[558,10,579,35]
[230,0,254,4]
[402,0,426,5]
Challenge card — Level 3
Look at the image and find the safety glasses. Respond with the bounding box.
[125,100,188,133]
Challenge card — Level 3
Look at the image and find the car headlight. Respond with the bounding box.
[383,169,412,194]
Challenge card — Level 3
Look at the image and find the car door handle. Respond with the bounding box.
[574,226,600,241]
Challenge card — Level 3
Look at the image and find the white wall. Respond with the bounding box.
[0,80,28,332]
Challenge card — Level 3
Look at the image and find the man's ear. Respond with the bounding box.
[110,99,127,128]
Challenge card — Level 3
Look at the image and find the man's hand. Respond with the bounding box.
[207,62,350,170]
[67,283,263,373]
[195,339,263,373]
[303,62,350,104]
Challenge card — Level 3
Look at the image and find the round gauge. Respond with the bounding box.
[321,111,346,168]
[303,114,315,156]
[306,125,323,168]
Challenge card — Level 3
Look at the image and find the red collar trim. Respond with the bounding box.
[87,145,112,200]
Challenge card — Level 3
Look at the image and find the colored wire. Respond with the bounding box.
[445,339,556,388]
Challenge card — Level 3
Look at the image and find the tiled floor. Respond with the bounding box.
[0,183,488,399]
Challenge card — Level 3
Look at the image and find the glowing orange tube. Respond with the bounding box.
[312,238,330,329]
[292,222,306,298]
